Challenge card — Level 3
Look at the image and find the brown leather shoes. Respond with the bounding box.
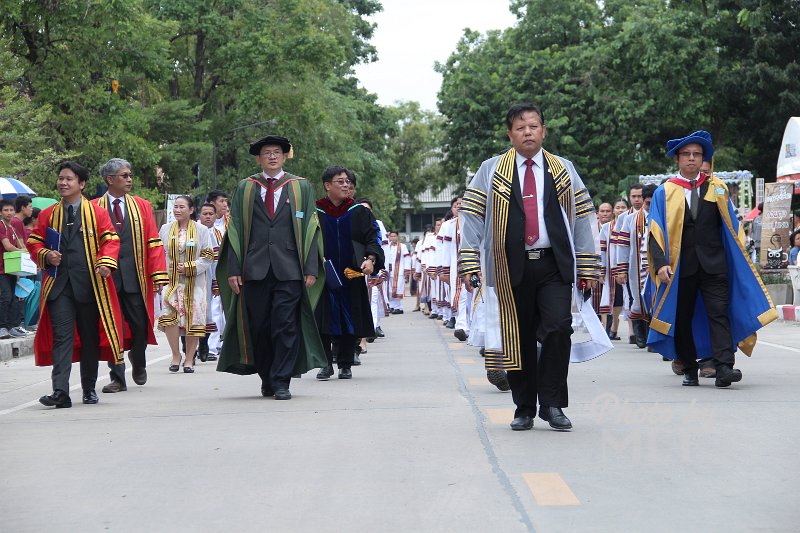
[102,380,127,393]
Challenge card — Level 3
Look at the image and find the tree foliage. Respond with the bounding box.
[437,0,800,204]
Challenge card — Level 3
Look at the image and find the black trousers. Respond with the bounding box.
[0,273,23,330]
[507,253,573,418]
[107,290,149,385]
[48,282,101,393]
[675,267,734,369]
[244,270,302,391]
[321,334,355,369]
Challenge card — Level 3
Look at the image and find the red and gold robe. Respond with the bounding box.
[27,198,124,366]
[93,195,168,346]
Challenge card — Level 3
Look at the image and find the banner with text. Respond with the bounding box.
[760,182,793,269]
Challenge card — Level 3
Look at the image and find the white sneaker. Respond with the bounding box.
[0,328,9,339]
[8,327,26,337]
[17,326,31,334]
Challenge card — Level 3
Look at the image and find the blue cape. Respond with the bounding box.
[645,177,777,359]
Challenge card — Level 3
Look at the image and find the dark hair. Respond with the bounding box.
[450,196,462,206]
[200,202,216,213]
[0,200,14,210]
[207,190,228,203]
[614,197,628,208]
[629,183,644,194]
[642,184,657,200]
[58,160,89,183]
[175,195,195,209]
[757,203,763,212]
[322,165,348,183]
[792,229,800,246]
[356,197,373,209]
[387,229,398,236]
[505,103,545,130]
[23,207,40,226]
[14,195,31,212]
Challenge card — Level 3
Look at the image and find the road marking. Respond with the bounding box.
[0,353,172,417]
[760,340,800,354]
[485,408,514,425]
[523,473,581,506]
[456,357,476,364]
[448,342,466,350]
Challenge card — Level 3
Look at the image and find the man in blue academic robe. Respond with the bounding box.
[646,130,777,388]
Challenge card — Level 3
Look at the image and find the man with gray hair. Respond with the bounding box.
[92,158,167,393]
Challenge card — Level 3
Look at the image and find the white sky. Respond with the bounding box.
[353,0,517,112]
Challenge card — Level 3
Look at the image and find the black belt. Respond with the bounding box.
[525,248,551,260]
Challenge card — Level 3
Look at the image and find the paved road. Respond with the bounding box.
[2,307,799,532]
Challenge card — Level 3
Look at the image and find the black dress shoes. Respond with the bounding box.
[316,366,334,380]
[538,406,572,431]
[82,390,99,405]
[132,366,147,386]
[454,329,467,341]
[510,415,534,431]
[39,390,72,409]
[715,365,742,388]
[352,354,361,366]
[102,380,127,393]
[446,318,456,329]
[682,368,699,386]
[261,385,274,397]
[429,313,439,319]
[486,370,510,391]
[274,389,292,400]
[207,354,218,361]
[375,326,385,338]
[338,367,352,379]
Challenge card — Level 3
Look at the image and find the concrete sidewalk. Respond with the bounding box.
[1,306,799,532]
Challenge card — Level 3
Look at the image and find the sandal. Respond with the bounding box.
[169,364,180,373]
[183,366,195,373]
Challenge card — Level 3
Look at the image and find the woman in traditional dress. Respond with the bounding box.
[602,198,629,340]
[158,196,214,373]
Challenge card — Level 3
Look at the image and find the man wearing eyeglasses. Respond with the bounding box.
[315,167,384,380]
[93,158,168,393]
[216,135,326,400]
[647,130,776,388]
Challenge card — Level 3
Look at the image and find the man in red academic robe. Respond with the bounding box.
[27,161,124,408]
[93,158,168,393]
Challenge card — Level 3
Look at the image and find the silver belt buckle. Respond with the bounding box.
[527,249,542,260]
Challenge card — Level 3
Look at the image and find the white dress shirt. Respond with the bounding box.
[261,170,285,213]
[515,150,551,248]
[673,172,701,209]
[107,192,127,220]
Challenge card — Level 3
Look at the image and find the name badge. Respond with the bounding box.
[715,187,725,195]
[296,211,304,219]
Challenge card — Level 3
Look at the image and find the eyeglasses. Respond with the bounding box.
[115,172,133,179]
[331,179,352,186]
[678,151,703,159]
[260,151,284,158]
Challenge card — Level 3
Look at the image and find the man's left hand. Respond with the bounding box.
[95,266,111,278]
[304,275,316,288]
[361,258,374,276]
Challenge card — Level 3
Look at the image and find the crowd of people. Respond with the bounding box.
[26,105,778,434]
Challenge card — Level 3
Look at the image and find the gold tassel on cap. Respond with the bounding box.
[288,145,294,159]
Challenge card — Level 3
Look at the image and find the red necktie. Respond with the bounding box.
[266,178,275,218]
[523,159,539,246]
[113,198,123,226]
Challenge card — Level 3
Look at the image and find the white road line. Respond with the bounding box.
[759,340,800,354]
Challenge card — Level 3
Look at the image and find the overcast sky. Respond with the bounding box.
[353,0,517,112]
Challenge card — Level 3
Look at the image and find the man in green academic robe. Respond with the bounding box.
[216,135,326,400]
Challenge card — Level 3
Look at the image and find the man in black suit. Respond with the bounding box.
[649,131,742,387]
[459,103,601,431]
[218,135,325,400]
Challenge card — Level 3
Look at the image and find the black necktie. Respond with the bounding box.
[67,205,75,236]
[690,180,700,220]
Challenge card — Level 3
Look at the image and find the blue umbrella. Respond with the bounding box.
[0,177,37,199]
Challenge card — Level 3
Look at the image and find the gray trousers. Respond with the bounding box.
[49,283,101,393]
